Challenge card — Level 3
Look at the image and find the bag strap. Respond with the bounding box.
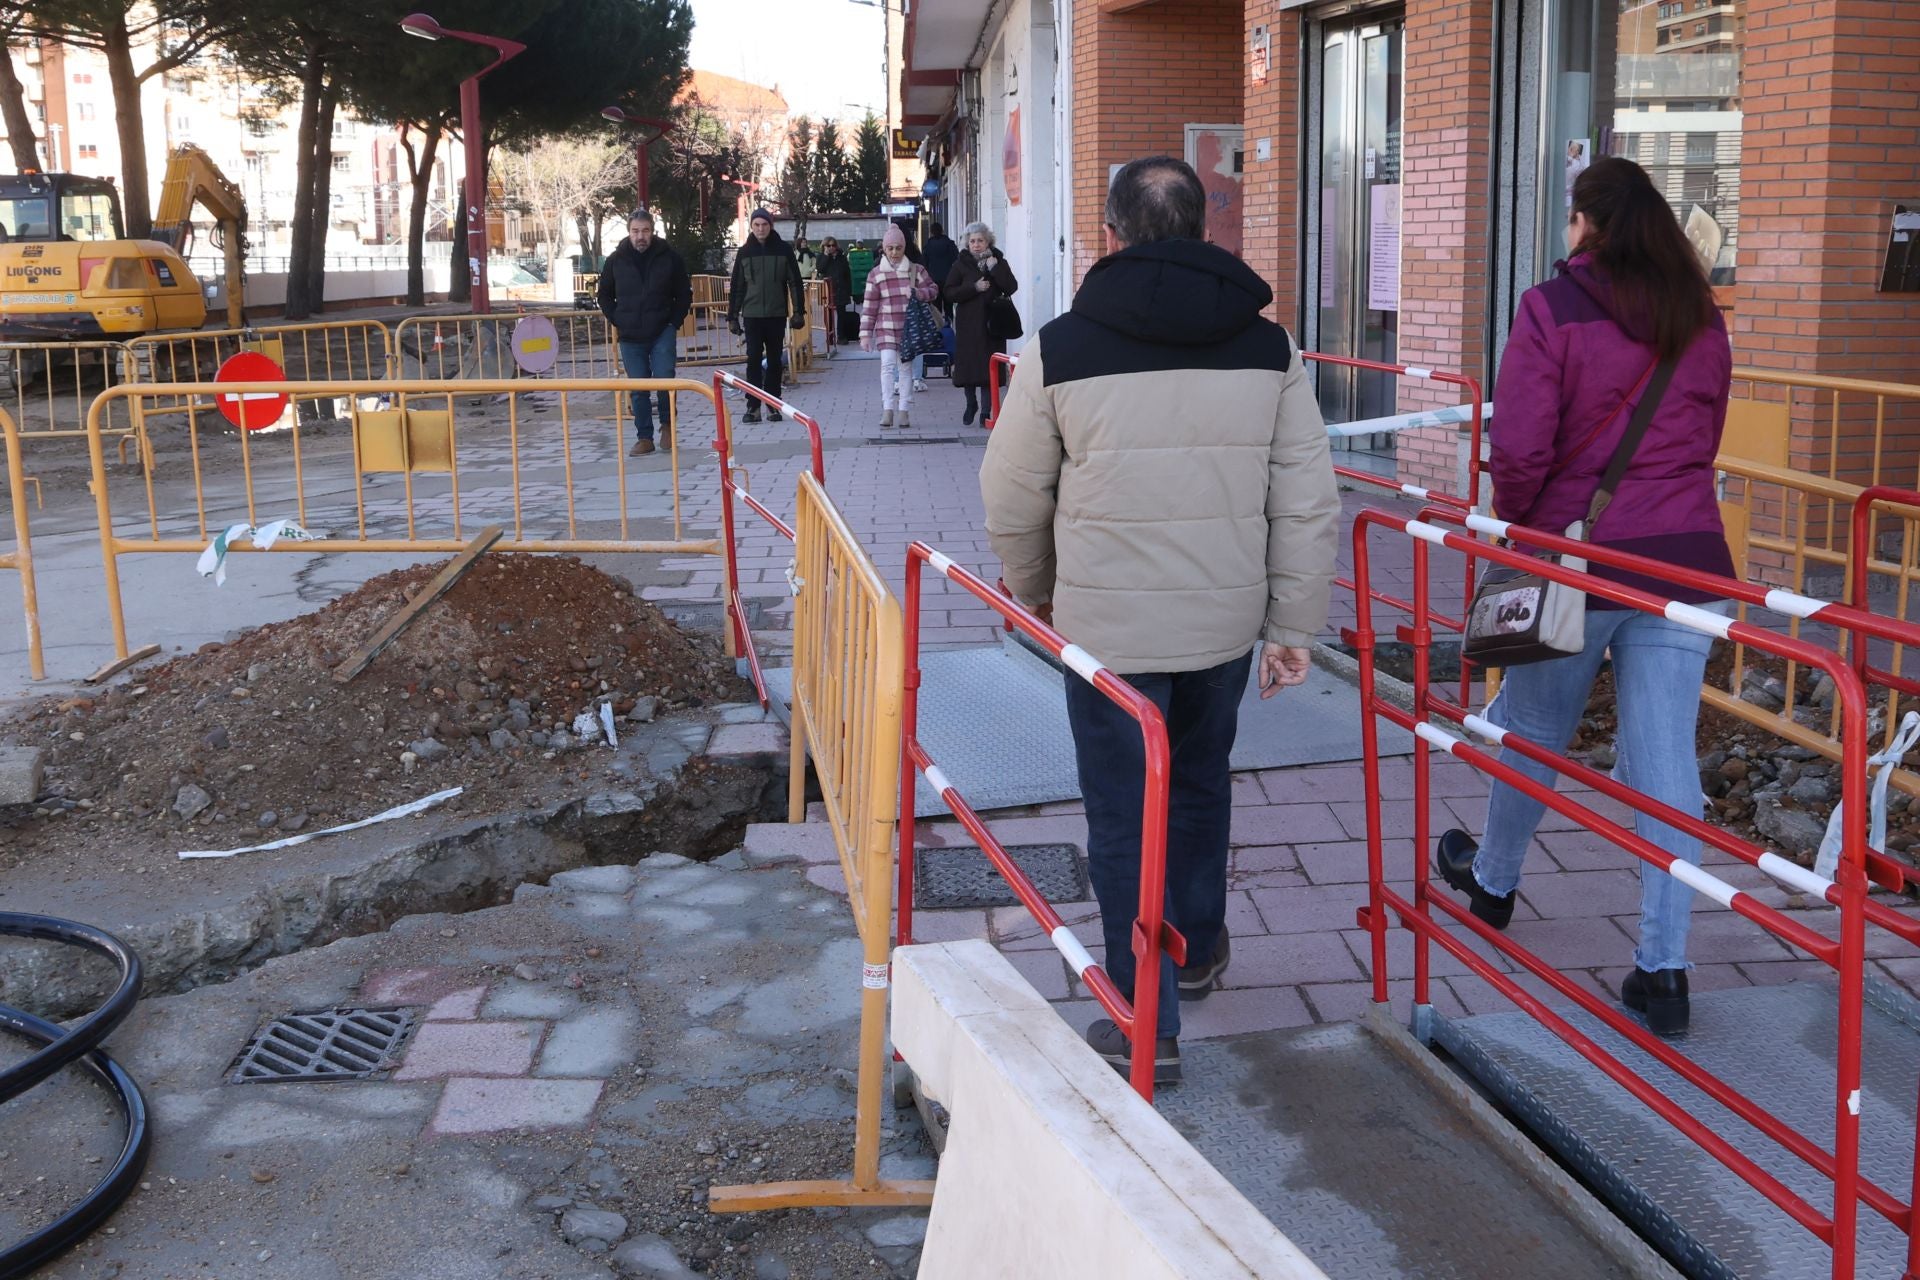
[1583,353,1680,533]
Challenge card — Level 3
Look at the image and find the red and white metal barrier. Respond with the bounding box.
[1349,504,1914,1278]
[713,369,826,706]
[985,352,1018,430]
[896,542,1183,1100]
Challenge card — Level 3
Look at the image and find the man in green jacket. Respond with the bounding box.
[726,208,805,423]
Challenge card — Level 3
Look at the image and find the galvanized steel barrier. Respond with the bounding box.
[83,376,722,662]
[708,471,931,1213]
[1350,505,1917,1278]
[712,368,825,692]
[896,546,1181,1101]
[0,406,43,679]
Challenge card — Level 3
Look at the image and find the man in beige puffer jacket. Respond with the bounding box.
[980,157,1340,1083]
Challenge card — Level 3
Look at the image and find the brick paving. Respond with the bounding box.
[696,353,1920,1045]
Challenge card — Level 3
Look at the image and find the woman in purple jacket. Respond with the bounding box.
[1436,157,1734,1037]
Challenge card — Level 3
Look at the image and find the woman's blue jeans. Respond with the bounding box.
[1473,602,1728,972]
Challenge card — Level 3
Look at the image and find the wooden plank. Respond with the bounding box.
[85,643,162,684]
[332,526,503,684]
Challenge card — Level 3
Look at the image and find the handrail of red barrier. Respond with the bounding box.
[896,541,1183,1101]
[1419,501,1920,895]
[985,351,1018,430]
[713,369,827,706]
[1850,486,1920,706]
[1350,505,1897,1277]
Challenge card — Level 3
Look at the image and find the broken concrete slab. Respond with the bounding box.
[0,741,42,805]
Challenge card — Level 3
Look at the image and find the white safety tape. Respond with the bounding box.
[1413,722,1461,753]
[1757,851,1835,901]
[785,559,806,596]
[1849,1089,1862,1116]
[1323,401,1493,440]
[926,549,958,576]
[1815,709,1920,879]
[1058,643,1106,684]
[1400,483,1431,500]
[1406,520,1450,547]
[1464,513,1512,539]
[1663,600,1735,640]
[1050,926,1097,977]
[1763,587,1829,620]
[1462,714,1507,745]
[1664,859,1740,910]
[923,763,954,795]
[862,962,889,990]
[1402,366,1435,380]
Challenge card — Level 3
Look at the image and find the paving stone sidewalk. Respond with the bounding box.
[15,852,931,1280]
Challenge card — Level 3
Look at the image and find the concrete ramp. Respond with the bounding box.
[1434,977,1920,1279]
[767,637,1413,816]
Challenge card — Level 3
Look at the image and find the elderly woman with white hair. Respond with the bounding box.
[943,221,1019,427]
[859,224,940,428]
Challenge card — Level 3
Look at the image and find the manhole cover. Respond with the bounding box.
[914,843,1088,910]
[228,1007,418,1084]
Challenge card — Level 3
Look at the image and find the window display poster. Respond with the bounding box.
[1368,184,1400,313]
[1003,109,1022,207]
[1565,138,1591,209]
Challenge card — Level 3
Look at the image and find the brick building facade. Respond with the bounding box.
[901,0,1920,491]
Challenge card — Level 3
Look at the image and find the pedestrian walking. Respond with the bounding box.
[596,208,691,456]
[943,221,1018,427]
[859,224,939,429]
[1435,156,1735,1038]
[727,208,806,422]
[980,157,1340,1083]
[922,221,960,298]
[818,237,854,356]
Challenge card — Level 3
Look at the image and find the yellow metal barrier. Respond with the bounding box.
[83,376,722,661]
[710,471,932,1213]
[393,311,618,381]
[0,406,44,679]
[677,301,747,367]
[0,341,140,447]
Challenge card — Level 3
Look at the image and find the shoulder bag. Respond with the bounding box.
[899,272,943,361]
[1462,354,1679,668]
[986,294,1023,341]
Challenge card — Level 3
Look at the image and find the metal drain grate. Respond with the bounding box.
[913,843,1089,910]
[228,1007,418,1084]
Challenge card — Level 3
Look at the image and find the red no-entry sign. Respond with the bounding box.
[214,351,290,431]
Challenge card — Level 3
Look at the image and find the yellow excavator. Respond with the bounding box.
[0,144,246,350]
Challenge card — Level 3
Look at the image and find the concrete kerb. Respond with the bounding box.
[894,939,1328,1280]
[1364,1003,1683,1280]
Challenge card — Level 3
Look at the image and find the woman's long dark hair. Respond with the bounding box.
[1570,156,1715,359]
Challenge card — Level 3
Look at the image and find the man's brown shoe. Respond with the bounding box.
[629,438,655,456]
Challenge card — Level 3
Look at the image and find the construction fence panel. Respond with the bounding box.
[708,470,930,1213]
[1349,505,1914,1279]
[392,312,617,382]
[82,376,722,663]
[0,406,43,679]
[0,341,141,454]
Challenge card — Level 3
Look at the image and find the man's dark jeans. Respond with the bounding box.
[741,315,786,402]
[1064,648,1251,1041]
[617,328,676,441]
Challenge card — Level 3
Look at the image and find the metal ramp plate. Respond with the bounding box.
[1432,978,1920,1279]
[913,843,1088,910]
[766,638,1413,817]
[1156,1022,1635,1278]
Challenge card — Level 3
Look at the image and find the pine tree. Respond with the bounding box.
[851,112,889,213]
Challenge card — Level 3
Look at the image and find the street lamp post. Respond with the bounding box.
[401,12,526,314]
[601,107,672,209]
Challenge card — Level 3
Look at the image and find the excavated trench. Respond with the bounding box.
[0,713,786,1019]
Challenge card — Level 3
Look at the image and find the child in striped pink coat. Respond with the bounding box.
[860,225,939,428]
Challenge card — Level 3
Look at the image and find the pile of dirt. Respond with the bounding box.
[2,554,747,870]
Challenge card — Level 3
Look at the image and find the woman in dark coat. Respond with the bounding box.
[818,236,855,354]
[943,221,1018,426]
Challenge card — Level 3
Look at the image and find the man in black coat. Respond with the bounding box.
[922,222,959,297]
[598,208,692,456]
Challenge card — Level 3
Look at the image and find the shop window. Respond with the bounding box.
[1545,0,1744,285]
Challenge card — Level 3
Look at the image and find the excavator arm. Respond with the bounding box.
[149,145,248,327]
